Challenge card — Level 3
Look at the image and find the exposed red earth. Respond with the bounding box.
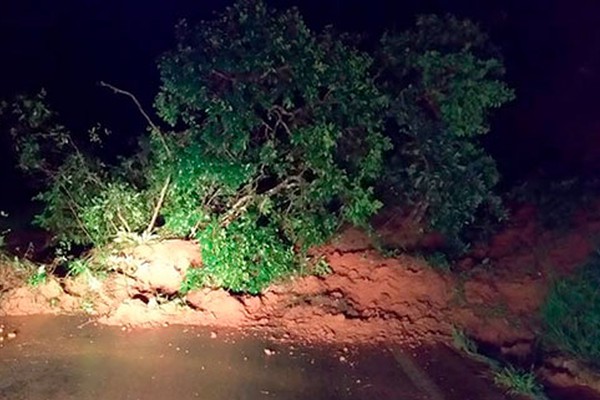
[2,201,600,397]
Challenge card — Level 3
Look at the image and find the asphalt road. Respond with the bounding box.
[0,315,510,400]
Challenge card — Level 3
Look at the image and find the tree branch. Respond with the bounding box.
[219,175,303,228]
[145,175,171,235]
[99,81,171,157]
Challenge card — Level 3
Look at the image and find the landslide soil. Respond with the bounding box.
[2,201,600,395]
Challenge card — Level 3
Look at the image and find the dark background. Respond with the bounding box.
[1,0,600,211]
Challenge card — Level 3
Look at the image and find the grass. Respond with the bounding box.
[180,267,203,295]
[0,254,48,287]
[300,255,332,278]
[541,251,600,367]
[492,365,545,398]
[451,327,500,368]
[452,327,548,399]
[26,264,47,286]
[311,258,332,277]
[452,327,480,357]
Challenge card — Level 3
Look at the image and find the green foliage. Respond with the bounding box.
[452,327,547,399]
[1,91,153,247]
[511,177,600,230]
[310,256,332,277]
[423,251,452,271]
[66,257,104,293]
[67,258,92,277]
[184,213,295,294]
[376,14,514,246]
[27,265,47,287]
[542,252,600,367]
[492,366,544,399]
[0,211,8,249]
[156,0,389,291]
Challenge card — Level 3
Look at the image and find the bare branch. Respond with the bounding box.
[145,175,171,235]
[219,175,303,228]
[99,81,171,157]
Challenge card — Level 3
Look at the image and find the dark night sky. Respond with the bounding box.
[1,0,600,209]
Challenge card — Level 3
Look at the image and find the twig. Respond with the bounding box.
[98,81,171,157]
[145,175,171,236]
[116,208,132,232]
[219,175,302,227]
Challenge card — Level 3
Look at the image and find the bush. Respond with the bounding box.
[376,14,514,247]
[542,252,600,367]
[0,91,154,248]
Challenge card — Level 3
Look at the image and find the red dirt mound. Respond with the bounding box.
[3,201,600,394]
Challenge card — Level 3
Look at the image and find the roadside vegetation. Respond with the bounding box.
[452,249,600,399]
[1,0,599,390]
[0,0,513,293]
[542,251,600,368]
[510,177,600,231]
[452,328,548,399]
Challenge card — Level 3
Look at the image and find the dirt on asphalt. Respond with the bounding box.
[2,202,600,397]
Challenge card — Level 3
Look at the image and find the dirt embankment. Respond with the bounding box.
[2,202,600,393]
[1,230,454,345]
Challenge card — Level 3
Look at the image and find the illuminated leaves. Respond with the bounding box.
[377,14,514,245]
[155,0,389,290]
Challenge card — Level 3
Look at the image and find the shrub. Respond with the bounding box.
[542,252,600,367]
[1,91,154,248]
[376,14,514,247]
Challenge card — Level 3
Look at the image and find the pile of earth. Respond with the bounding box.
[2,201,600,395]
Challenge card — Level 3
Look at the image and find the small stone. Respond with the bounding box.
[210,332,217,339]
[6,332,16,340]
[339,356,346,363]
[264,348,275,356]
